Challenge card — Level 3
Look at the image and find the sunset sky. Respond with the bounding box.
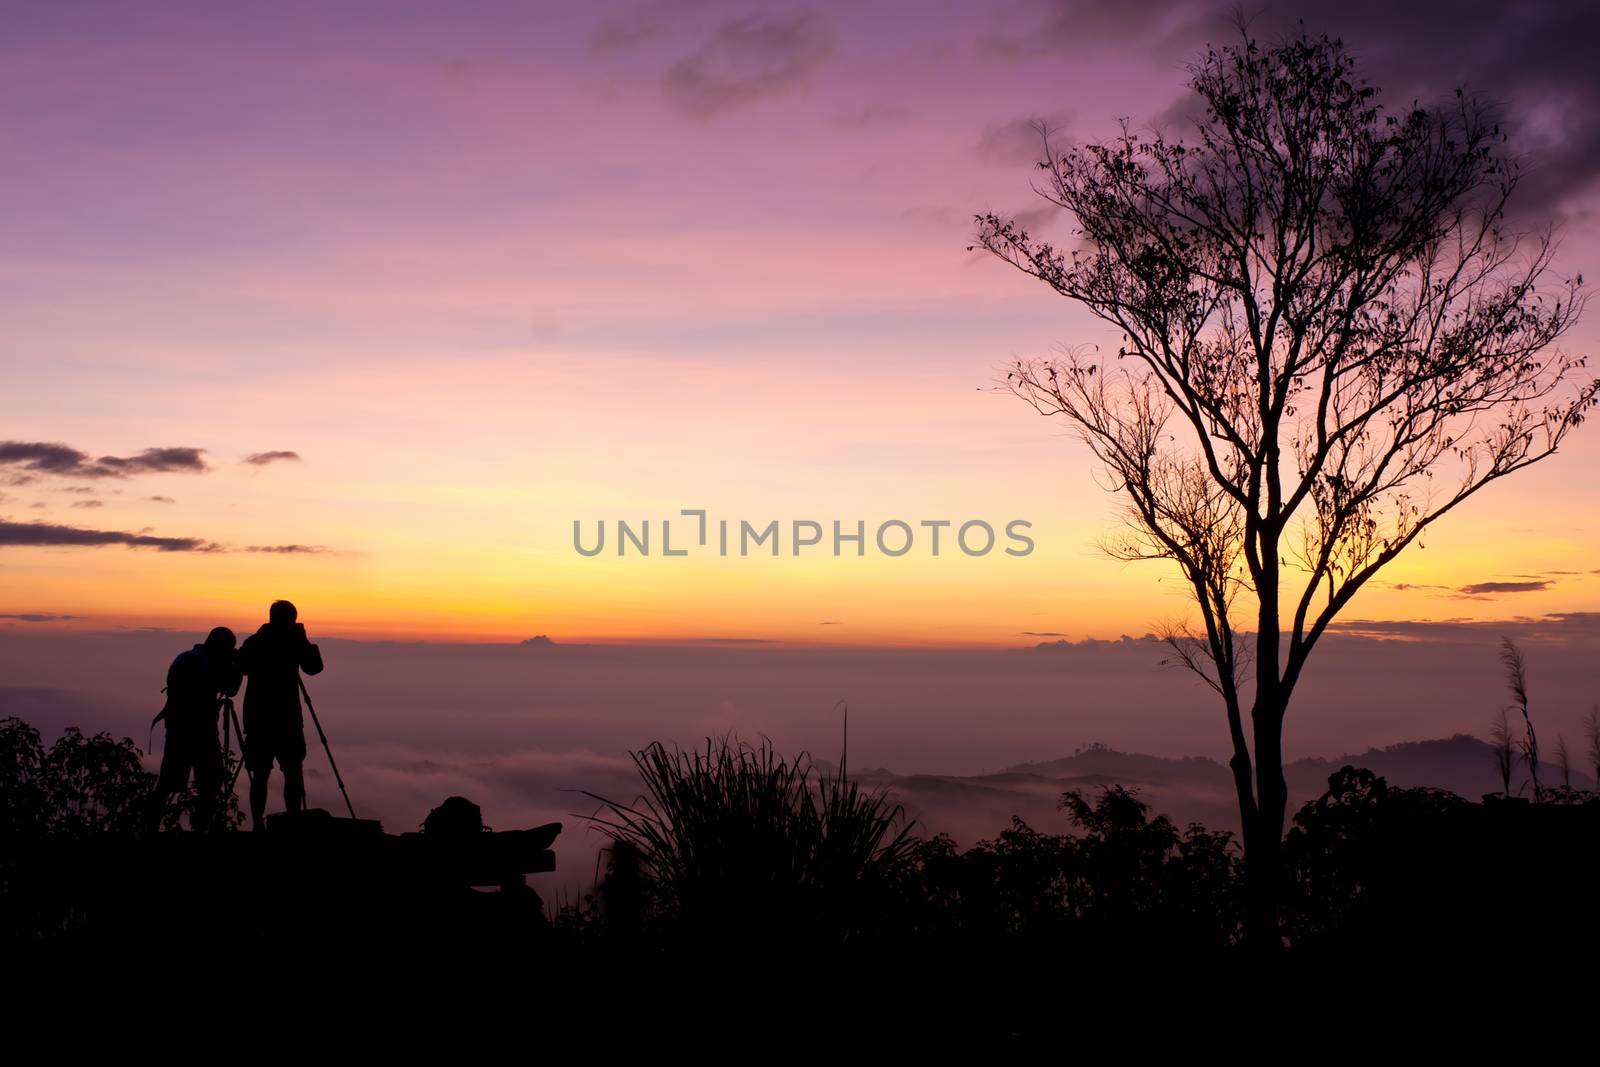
[4,0,1599,645]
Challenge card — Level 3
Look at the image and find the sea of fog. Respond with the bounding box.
[3,618,1597,896]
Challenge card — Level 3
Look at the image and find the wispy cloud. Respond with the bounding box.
[977,111,1070,164]
[0,613,83,622]
[0,520,217,552]
[0,441,208,480]
[1394,578,1555,599]
[1457,580,1552,598]
[245,544,330,554]
[242,450,301,467]
[663,11,832,117]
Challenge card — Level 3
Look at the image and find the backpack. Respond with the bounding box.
[149,648,215,744]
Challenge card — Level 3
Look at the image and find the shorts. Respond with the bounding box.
[244,717,307,773]
[157,729,224,796]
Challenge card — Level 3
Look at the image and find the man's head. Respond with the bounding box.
[204,626,236,654]
[269,600,297,626]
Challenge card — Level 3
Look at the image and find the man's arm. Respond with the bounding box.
[219,653,243,698]
[297,624,324,676]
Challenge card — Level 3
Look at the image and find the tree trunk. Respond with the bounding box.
[1245,696,1288,952]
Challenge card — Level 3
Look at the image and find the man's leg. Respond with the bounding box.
[249,767,271,830]
[192,734,223,831]
[150,739,189,833]
[282,760,305,814]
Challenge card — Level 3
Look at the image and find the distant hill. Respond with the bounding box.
[842,736,1593,847]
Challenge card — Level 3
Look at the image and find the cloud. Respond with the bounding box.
[980,1,1600,214]
[244,544,329,554]
[94,447,207,476]
[1457,580,1552,596]
[588,0,699,53]
[1326,612,1600,643]
[0,520,217,552]
[663,11,832,117]
[0,613,83,623]
[148,496,175,504]
[833,104,912,128]
[70,500,104,509]
[242,451,301,467]
[1021,631,1068,637]
[977,111,1070,164]
[0,441,208,480]
[978,0,1208,61]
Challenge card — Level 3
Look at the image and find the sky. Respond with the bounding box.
[3,0,1600,648]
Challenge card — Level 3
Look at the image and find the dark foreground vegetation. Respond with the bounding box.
[5,717,1598,990]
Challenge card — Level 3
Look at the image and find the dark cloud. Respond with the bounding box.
[0,613,82,623]
[88,447,207,476]
[977,112,1070,164]
[1327,612,1600,642]
[663,11,832,117]
[588,0,701,53]
[1458,580,1552,596]
[245,544,329,554]
[148,496,176,504]
[981,1,1600,215]
[1021,630,1068,637]
[0,441,208,480]
[0,442,87,476]
[0,520,216,552]
[69,500,104,509]
[242,450,301,467]
[978,0,1209,61]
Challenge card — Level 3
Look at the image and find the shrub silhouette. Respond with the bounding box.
[0,716,239,836]
[1283,767,1474,950]
[583,736,917,940]
[910,785,1241,954]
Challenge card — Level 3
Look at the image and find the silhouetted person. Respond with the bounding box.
[152,626,241,831]
[239,600,323,830]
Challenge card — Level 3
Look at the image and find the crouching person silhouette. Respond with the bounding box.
[152,626,242,831]
[239,600,324,830]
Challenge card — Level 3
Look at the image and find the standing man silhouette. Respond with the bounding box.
[239,600,323,830]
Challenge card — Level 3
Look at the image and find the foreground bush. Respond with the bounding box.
[584,736,918,940]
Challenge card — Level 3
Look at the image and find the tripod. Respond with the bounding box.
[226,681,358,823]
[299,676,357,820]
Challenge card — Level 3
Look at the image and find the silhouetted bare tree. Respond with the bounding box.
[976,27,1596,941]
